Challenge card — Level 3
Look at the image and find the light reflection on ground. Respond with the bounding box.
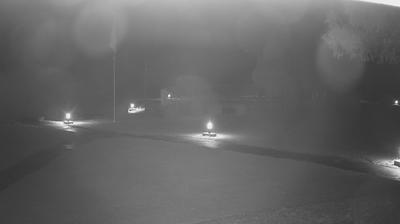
[372,158,400,181]
[374,159,400,169]
[42,120,103,133]
[183,132,400,181]
[180,133,236,148]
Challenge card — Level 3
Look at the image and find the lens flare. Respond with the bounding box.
[207,121,213,130]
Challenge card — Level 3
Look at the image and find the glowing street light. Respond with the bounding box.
[167,93,172,99]
[207,121,213,130]
[202,120,217,137]
[128,102,145,114]
[394,100,399,106]
[64,112,73,125]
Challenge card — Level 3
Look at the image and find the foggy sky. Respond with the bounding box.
[0,0,399,119]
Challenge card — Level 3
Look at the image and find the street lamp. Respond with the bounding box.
[128,102,145,114]
[202,120,217,137]
[207,121,213,130]
[64,112,73,125]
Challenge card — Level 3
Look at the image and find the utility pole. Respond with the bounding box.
[111,9,117,123]
[143,63,147,98]
[113,52,116,123]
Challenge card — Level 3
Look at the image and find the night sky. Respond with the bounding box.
[0,0,399,119]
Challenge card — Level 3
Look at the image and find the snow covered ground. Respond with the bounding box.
[84,114,400,182]
[1,135,399,223]
[1,113,400,223]
[0,122,74,171]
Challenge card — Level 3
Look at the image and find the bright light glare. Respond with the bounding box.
[395,100,398,105]
[65,113,71,120]
[373,158,400,180]
[130,103,135,108]
[207,121,213,130]
[168,93,171,99]
[352,0,400,7]
[181,133,234,148]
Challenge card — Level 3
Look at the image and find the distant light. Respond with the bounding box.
[167,93,172,99]
[395,100,398,105]
[207,121,213,130]
[128,105,145,114]
[65,113,71,120]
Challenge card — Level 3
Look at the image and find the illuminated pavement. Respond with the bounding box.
[42,120,107,133]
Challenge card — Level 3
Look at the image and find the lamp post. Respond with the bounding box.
[202,120,217,137]
[113,52,116,123]
[110,7,118,123]
[64,112,73,125]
